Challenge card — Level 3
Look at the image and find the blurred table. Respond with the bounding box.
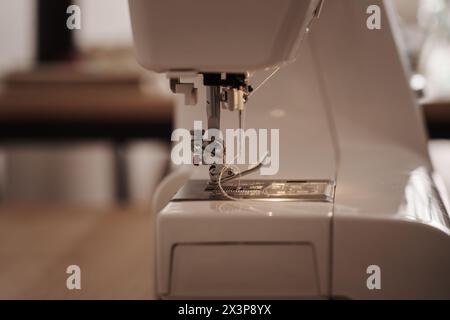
[0,205,156,299]
[0,66,174,140]
[0,66,174,203]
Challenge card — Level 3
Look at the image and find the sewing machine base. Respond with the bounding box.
[172,179,335,202]
[156,185,333,299]
[154,169,450,299]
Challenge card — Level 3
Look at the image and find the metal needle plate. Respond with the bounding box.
[172,180,335,202]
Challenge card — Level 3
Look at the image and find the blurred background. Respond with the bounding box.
[0,0,174,208]
[0,0,449,299]
[0,0,174,299]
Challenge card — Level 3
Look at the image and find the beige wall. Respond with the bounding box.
[76,0,133,49]
[0,0,35,74]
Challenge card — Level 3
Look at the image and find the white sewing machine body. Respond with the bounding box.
[129,0,450,299]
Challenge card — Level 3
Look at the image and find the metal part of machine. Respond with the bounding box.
[173,180,335,202]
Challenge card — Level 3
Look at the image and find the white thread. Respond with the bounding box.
[248,66,281,98]
[216,65,281,201]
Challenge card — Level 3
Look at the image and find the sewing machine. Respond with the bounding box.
[128,0,450,299]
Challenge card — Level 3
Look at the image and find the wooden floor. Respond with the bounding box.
[0,206,156,300]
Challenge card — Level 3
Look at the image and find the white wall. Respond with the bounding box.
[3,143,116,207]
[76,0,133,49]
[0,0,133,75]
[0,0,35,74]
